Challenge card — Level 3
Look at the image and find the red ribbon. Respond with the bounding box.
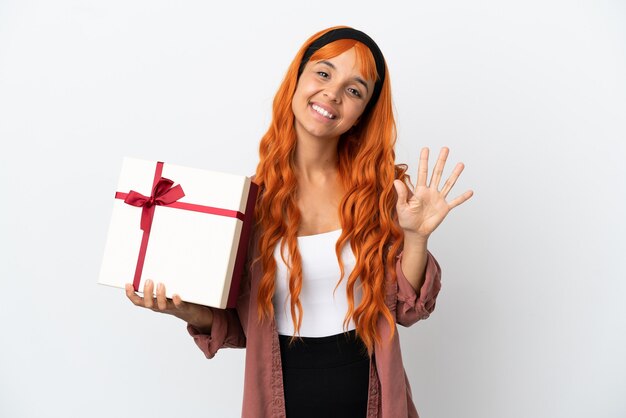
[115,161,245,292]
[122,177,185,232]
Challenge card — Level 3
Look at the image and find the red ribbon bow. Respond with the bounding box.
[123,177,185,232]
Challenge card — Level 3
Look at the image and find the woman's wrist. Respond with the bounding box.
[188,306,214,334]
[402,229,429,248]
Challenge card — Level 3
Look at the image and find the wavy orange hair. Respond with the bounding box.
[254,26,408,356]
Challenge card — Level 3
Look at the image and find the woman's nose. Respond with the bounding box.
[323,84,341,103]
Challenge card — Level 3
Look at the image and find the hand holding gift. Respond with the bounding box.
[125,280,214,333]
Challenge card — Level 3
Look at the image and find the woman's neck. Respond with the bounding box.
[293,136,340,181]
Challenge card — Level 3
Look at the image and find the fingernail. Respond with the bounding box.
[157,283,162,291]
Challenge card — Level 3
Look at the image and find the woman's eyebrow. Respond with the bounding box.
[317,60,370,92]
[353,77,370,92]
[318,60,336,70]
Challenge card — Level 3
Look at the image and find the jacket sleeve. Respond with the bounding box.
[187,306,247,359]
[394,251,442,327]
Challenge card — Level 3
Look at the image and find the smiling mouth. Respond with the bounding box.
[311,103,336,119]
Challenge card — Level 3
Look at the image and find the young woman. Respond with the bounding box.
[126,26,473,418]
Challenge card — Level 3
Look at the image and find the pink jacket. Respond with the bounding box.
[188,232,442,418]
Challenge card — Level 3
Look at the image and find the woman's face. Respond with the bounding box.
[292,47,374,144]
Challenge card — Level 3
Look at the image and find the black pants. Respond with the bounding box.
[278,330,371,418]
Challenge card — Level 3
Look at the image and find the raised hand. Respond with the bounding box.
[393,147,473,239]
[125,280,214,332]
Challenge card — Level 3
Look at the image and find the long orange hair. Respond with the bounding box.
[254,26,408,356]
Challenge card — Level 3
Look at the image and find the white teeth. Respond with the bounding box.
[311,104,335,119]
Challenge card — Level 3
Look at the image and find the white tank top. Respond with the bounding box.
[272,229,362,337]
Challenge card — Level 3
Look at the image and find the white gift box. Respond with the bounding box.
[98,157,258,308]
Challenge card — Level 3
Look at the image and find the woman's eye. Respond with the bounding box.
[348,88,362,98]
[317,71,329,78]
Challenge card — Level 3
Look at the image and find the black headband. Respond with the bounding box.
[298,28,386,111]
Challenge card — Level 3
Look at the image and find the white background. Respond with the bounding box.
[1,1,625,417]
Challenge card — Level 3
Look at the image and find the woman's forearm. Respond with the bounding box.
[400,232,429,292]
